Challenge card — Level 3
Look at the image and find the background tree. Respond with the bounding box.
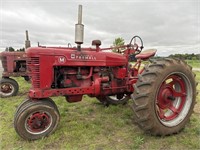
[16,48,25,51]
[169,53,199,60]
[5,47,15,52]
[112,37,125,53]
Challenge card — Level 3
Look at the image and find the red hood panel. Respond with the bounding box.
[27,47,127,67]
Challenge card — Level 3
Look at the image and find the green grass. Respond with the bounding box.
[0,71,200,150]
[186,60,200,68]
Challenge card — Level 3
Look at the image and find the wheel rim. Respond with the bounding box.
[25,111,52,135]
[0,83,14,96]
[108,94,127,101]
[156,72,193,127]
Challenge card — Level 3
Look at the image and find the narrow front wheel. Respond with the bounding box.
[14,99,60,140]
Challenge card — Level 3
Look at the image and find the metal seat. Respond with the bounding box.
[135,49,157,60]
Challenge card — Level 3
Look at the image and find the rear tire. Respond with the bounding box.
[0,78,19,97]
[131,58,197,135]
[14,99,60,140]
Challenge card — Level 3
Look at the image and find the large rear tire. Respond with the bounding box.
[131,58,197,135]
[0,78,19,97]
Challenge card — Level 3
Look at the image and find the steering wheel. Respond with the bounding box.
[129,35,144,54]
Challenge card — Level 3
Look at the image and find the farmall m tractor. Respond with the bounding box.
[14,5,197,140]
[0,31,31,97]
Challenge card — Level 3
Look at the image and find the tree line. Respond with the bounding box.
[168,53,200,60]
[5,47,25,52]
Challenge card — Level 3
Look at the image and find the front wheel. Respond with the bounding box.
[14,99,60,140]
[0,78,19,97]
[132,58,197,135]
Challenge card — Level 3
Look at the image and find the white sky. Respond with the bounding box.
[0,0,199,56]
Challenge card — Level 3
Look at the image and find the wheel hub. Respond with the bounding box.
[156,74,187,122]
[158,87,173,109]
[1,84,13,93]
[27,112,50,133]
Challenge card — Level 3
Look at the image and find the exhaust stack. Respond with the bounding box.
[75,5,84,51]
[25,30,31,49]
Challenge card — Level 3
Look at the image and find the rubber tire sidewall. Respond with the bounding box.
[132,59,196,135]
[15,98,59,119]
[0,78,19,97]
[14,101,60,140]
[152,62,195,134]
[97,95,130,105]
[106,95,130,105]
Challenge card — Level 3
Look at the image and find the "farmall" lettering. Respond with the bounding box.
[70,54,96,60]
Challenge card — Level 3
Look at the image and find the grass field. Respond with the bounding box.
[0,70,200,149]
[186,60,200,68]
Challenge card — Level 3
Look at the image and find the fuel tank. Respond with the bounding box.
[26,47,127,67]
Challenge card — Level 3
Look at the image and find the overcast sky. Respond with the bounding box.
[0,0,199,56]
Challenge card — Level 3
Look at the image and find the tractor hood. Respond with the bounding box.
[26,47,127,67]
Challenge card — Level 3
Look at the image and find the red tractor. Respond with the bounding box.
[0,31,31,97]
[14,5,197,140]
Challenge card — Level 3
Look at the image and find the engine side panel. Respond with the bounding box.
[26,47,132,100]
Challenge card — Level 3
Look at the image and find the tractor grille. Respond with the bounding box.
[27,57,40,88]
[1,56,7,71]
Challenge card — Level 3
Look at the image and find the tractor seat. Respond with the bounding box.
[135,49,157,60]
